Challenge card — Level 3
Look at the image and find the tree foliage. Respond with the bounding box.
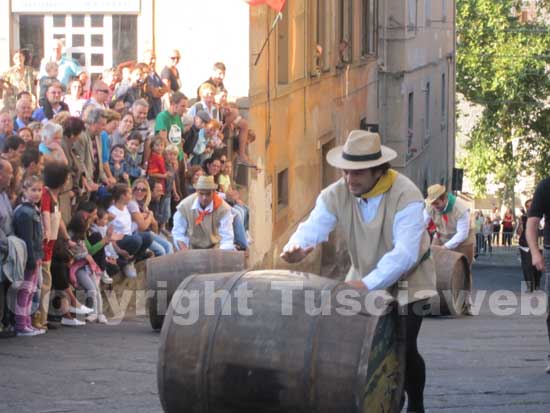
[457,0,550,203]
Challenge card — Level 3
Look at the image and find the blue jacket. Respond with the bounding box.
[13,202,43,272]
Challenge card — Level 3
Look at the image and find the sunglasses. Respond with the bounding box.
[96,89,110,93]
[133,187,147,192]
[170,56,180,60]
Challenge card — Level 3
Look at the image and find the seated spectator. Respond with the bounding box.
[27,121,43,146]
[172,175,234,250]
[21,147,44,177]
[17,127,33,145]
[111,111,134,147]
[191,119,221,165]
[219,156,232,193]
[32,82,69,123]
[182,110,210,157]
[129,178,173,257]
[108,183,153,277]
[2,136,26,164]
[184,165,204,195]
[0,109,14,150]
[130,99,154,165]
[38,62,59,107]
[82,80,111,114]
[188,82,218,120]
[63,78,86,116]
[39,121,68,164]
[13,97,34,132]
[196,62,227,98]
[89,207,120,281]
[109,144,131,184]
[125,132,145,181]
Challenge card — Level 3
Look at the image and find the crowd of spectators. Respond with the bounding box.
[0,41,255,338]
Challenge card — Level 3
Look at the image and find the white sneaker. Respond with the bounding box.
[69,305,93,315]
[86,313,98,323]
[97,314,108,324]
[30,326,46,335]
[123,263,137,278]
[61,317,86,327]
[101,271,113,284]
[16,327,42,337]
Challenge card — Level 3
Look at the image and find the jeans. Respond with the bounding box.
[76,267,103,316]
[149,233,174,256]
[232,212,248,250]
[158,195,172,225]
[116,232,153,268]
[15,265,40,331]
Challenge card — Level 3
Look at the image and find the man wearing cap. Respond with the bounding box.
[424,184,474,315]
[172,176,234,250]
[281,130,436,413]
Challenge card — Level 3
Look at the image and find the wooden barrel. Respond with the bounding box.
[146,250,246,330]
[158,270,405,413]
[430,245,471,316]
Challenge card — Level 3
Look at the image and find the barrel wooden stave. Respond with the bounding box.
[158,270,404,413]
[146,249,246,330]
[430,245,470,316]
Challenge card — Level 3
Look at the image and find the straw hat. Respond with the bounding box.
[326,130,397,170]
[426,184,447,204]
[193,175,218,191]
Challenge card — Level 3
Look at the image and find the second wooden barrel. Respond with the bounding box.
[146,250,246,330]
[158,270,405,413]
[430,245,471,316]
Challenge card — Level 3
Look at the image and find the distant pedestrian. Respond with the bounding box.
[492,208,501,245]
[502,208,515,246]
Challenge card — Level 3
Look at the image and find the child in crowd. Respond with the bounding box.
[38,62,59,106]
[183,110,210,157]
[90,207,120,277]
[219,157,232,193]
[147,137,169,191]
[125,131,145,181]
[13,175,45,336]
[109,144,130,184]
[161,144,181,233]
[67,211,108,324]
[191,119,220,165]
[17,127,33,144]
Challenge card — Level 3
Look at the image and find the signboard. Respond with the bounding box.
[12,0,140,13]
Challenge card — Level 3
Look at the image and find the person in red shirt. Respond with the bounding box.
[147,136,171,192]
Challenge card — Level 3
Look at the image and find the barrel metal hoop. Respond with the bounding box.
[302,280,342,411]
[200,270,250,413]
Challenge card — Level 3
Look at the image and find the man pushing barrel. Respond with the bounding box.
[281,130,436,413]
[424,184,475,315]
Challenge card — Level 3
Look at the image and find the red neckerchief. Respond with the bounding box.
[195,193,223,225]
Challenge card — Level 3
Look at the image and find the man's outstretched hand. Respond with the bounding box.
[280,245,314,263]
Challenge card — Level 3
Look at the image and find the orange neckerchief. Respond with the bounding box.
[195,193,223,225]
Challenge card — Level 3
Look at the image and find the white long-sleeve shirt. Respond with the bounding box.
[172,197,234,250]
[423,208,470,249]
[283,194,426,291]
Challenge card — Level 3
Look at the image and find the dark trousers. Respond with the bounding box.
[0,280,7,327]
[402,300,428,413]
[503,228,513,246]
[520,248,541,292]
[116,232,153,267]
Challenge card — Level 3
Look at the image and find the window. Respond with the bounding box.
[277,169,289,210]
[408,0,418,31]
[441,72,447,123]
[277,5,290,84]
[314,0,330,73]
[425,0,432,26]
[338,0,353,64]
[408,92,414,153]
[112,15,138,67]
[425,82,431,141]
[362,0,379,56]
[441,0,447,21]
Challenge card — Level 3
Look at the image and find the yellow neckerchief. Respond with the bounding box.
[361,169,398,200]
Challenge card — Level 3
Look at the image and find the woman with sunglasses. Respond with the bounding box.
[128,178,173,256]
[161,49,182,95]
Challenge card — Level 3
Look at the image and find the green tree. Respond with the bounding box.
[457,0,550,205]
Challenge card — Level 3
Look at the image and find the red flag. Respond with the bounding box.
[247,0,286,12]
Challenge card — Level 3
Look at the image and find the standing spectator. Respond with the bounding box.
[188,83,218,120]
[162,144,182,232]
[39,39,83,88]
[13,97,34,132]
[482,216,493,255]
[38,62,59,107]
[502,208,515,246]
[526,178,550,373]
[0,160,15,338]
[2,50,36,110]
[161,49,182,94]
[32,82,69,123]
[474,211,485,256]
[130,99,154,165]
[100,109,121,186]
[143,50,169,120]
[154,92,188,147]
[147,137,169,192]
[37,162,75,331]
[492,208,501,246]
[518,199,541,292]
[21,147,44,178]
[196,62,227,98]
[63,78,86,117]
[13,175,45,336]
[111,111,134,147]
[0,109,15,150]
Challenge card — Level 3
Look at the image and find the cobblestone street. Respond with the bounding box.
[1,262,549,412]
